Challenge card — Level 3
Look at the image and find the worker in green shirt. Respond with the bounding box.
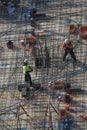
[23,59,33,86]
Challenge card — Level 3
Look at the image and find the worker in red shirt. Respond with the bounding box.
[62,39,76,62]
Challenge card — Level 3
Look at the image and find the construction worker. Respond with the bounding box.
[23,59,33,86]
[20,40,25,47]
[7,40,13,49]
[62,39,76,62]
[30,7,37,18]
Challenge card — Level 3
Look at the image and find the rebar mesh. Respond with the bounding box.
[0,0,87,130]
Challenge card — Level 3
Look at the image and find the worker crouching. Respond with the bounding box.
[62,39,76,62]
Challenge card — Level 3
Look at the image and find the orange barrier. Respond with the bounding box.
[55,81,65,86]
[25,36,36,42]
[69,24,77,34]
[80,25,87,40]
[49,80,65,89]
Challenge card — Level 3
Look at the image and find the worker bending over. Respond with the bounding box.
[62,39,76,62]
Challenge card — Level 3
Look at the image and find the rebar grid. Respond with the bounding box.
[0,0,87,130]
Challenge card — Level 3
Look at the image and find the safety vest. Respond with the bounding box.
[62,42,73,49]
[23,65,30,74]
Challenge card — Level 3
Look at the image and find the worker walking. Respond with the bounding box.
[23,59,33,86]
[62,39,76,62]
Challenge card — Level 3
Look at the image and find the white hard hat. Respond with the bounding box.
[64,39,70,44]
[24,59,28,63]
[20,40,24,43]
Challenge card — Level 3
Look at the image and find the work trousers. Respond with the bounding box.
[25,73,32,86]
[63,49,76,61]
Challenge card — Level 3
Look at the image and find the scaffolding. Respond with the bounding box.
[0,0,87,130]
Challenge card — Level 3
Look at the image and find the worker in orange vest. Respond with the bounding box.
[62,39,76,62]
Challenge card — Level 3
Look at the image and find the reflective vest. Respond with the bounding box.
[62,42,73,49]
[23,65,30,74]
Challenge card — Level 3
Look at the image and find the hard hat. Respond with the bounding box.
[64,39,70,44]
[24,59,28,63]
[20,40,24,43]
